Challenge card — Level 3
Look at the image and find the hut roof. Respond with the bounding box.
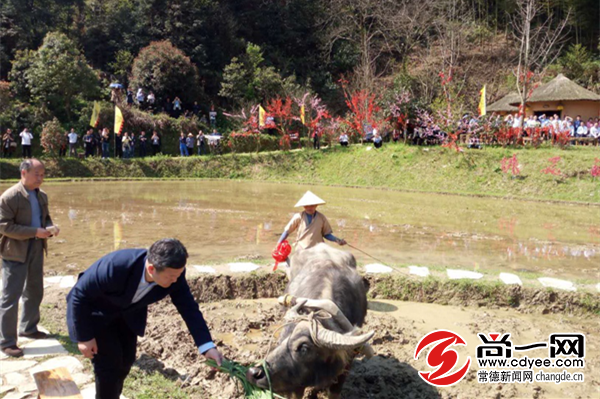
[510,74,600,105]
[487,92,520,112]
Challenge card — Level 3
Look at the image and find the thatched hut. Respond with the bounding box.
[509,74,600,120]
[487,92,520,115]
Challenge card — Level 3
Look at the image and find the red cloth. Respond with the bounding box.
[272,240,291,271]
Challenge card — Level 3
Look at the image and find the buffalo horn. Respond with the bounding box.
[315,328,375,350]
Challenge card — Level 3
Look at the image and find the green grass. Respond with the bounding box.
[2,144,599,202]
[123,367,193,399]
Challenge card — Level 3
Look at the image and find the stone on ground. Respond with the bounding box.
[499,272,522,286]
[21,339,68,358]
[538,277,576,292]
[228,262,260,272]
[0,360,37,376]
[408,265,430,277]
[446,269,483,280]
[29,356,84,376]
[364,263,393,274]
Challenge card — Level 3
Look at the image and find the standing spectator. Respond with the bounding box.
[179,132,188,157]
[122,132,132,159]
[312,129,320,150]
[573,115,582,131]
[0,159,59,357]
[138,131,147,158]
[126,89,134,107]
[392,129,400,143]
[339,133,349,147]
[101,129,110,159]
[115,132,123,158]
[93,129,102,157]
[193,102,201,115]
[68,128,79,157]
[173,97,182,111]
[20,128,33,158]
[2,129,15,158]
[209,106,217,127]
[147,92,155,106]
[196,130,206,155]
[186,133,194,156]
[151,131,161,155]
[83,130,94,158]
[136,88,145,108]
[164,97,173,116]
[129,133,136,158]
[58,132,67,157]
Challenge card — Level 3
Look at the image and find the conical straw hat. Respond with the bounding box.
[295,191,326,207]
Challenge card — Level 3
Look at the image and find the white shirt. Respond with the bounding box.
[131,268,157,304]
[68,132,78,144]
[511,117,521,128]
[20,131,33,145]
[590,126,600,138]
[577,125,588,136]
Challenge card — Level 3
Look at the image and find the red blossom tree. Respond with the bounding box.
[591,158,600,179]
[338,79,382,140]
[501,154,521,176]
[541,156,562,175]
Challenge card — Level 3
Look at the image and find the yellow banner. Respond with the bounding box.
[478,85,486,116]
[90,101,101,127]
[300,105,305,125]
[259,105,266,127]
[114,106,124,133]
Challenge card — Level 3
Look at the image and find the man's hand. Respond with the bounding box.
[337,238,347,246]
[35,228,52,239]
[78,338,98,359]
[203,347,223,366]
[53,226,60,237]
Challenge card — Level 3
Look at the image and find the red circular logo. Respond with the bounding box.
[414,329,471,387]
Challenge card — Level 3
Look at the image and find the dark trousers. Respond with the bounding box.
[22,145,32,158]
[92,317,137,399]
[0,240,44,348]
[139,145,146,158]
[152,145,160,155]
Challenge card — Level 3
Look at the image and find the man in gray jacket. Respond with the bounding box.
[0,159,59,357]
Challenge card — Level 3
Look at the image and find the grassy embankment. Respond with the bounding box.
[1,144,599,203]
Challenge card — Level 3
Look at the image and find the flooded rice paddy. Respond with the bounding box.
[0,180,598,281]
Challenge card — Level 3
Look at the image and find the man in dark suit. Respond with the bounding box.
[67,238,222,399]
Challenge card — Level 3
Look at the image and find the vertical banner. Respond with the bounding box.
[478,85,486,116]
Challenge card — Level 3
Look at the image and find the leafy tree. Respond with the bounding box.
[13,32,100,122]
[108,50,134,86]
[557,44,600,89]
[129,40,201,107]
[219,43,300,108]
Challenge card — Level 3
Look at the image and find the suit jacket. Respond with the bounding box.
[66,249,212,348]
[0,182,53,262]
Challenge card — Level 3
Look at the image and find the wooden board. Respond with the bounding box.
[32,367,83,399]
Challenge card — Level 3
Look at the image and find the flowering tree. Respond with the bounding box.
[266,96,300,149]
[338,79,382,140]
[501,154,521,177]
[591,158,600,179]
[40,118,65,157]
[295,92,332,144]
[541,156,562,175]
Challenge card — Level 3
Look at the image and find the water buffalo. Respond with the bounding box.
[247,244,374,398]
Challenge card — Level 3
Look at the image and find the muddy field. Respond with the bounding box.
[137,297,598,398]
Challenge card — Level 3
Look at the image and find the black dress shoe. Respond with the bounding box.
[19,331,48,339]
[1,345,24,357]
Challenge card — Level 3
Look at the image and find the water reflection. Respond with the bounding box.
[1,180,597,280]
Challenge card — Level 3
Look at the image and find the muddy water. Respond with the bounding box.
[1,180,598,280]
